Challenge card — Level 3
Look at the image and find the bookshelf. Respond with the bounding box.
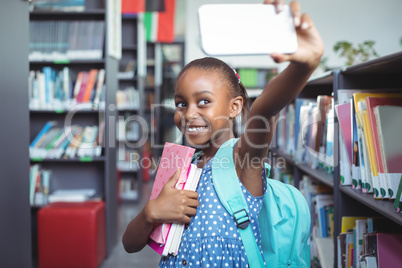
[159,40,185,145]
[28,0,118,265]
[117,13,143,203]
[271,51,402,267]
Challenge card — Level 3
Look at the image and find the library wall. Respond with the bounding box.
[185,0,402,68]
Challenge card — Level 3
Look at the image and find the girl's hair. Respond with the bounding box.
[177,57,249,119]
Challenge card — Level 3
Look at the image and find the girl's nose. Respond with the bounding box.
[184,104,198,121]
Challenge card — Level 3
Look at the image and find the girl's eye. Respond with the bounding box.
[198,99,210,105]
[176,102,185,108]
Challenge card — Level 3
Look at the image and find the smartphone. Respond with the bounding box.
[198,4,297,56]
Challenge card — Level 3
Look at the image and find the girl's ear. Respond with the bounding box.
[230,96,243,119]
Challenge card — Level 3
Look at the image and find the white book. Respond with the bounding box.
[162,164,202,256]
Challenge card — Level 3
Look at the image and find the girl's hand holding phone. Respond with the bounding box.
[145,168,200,225]
[265,0,324,68]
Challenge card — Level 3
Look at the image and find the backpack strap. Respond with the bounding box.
[212,138,265,268]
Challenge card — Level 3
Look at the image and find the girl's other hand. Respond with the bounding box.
[145,168,200,225]
[265,0,324,69]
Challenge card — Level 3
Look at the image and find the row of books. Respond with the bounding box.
[29,121,104,159]
[116,87,140,110]
[117,114,141,142]
[335,90,402,205]
[276,95,334,173]
[337,216,402,268]
[118,174,140,202]
[30,164,97,206]
[29,67,105,111]
[29,20,104,61]
[117,147,140,171]
[31,0,86,12]
[299,175,334,268]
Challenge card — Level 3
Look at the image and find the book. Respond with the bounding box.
[48,188,96,203]
[374,105,402,199]
[366,97,402,199]
[147,142,202,256]
[376,233,402,267]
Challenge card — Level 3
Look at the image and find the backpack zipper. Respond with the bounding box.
[285,185,299,266]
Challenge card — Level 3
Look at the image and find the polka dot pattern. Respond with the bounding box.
[159,157,267,268]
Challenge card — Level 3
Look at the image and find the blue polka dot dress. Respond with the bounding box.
[159,157,267,268]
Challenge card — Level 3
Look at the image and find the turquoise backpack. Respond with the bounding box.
[211,138,311,267]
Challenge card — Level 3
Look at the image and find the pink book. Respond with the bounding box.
[366,97,402,174]
[335,102,352,165]
[376,233,402,267]
[147,142,196,255]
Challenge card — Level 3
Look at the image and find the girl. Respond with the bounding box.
[123,0,323,267]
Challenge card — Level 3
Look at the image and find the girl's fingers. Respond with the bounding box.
[166,168,181,188]
[184,207,197,217]
[270,53,290,64]
[182,189,198,199]
[186,198,200,208]
[264,0,284,13]
[289,1,301,27]
[300,13,313,31]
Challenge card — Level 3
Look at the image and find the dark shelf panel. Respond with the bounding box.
[340,186,402,226]
[122,45,138,51]
[30,10,105,20]
[341,51,402,75]
[297,164,334,188]
[307,71,334,86]
[122,14,138,20]
[30,157,106,163]
[117,108,139,113]
[118,77,138,82]
[270,147,334,187]
[30,109,101,114]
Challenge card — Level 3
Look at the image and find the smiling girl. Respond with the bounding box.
[123,1,323,267]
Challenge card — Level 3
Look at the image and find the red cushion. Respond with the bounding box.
[37,201,106,268]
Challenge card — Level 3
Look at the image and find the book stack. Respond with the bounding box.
[276,95,334,173]
[30,164,51,206]
[299,175,334,267]
[335,90,402,208]
[30,121,104,159]
[337,216,402,268]
[147,142,202,256]
[29,20,105,61]
[116,87,140,110]
[29,67,105,111]
[31,0,86,12]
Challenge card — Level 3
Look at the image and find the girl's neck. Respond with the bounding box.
[197,131,235,168]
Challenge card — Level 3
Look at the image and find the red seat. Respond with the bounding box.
[37,201,106,268]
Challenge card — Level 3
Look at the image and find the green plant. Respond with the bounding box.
[333,40,379,66]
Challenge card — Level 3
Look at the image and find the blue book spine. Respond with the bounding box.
[42,67,52,106]
[30,121,55,148]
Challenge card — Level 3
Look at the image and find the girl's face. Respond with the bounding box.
[174,68,238,147]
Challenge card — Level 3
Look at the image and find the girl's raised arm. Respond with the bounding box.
[235,1,323,195]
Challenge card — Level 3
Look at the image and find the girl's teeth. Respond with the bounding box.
[188,127,206,132]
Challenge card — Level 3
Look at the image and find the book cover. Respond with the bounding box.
[376,233,402,267]
[341,216,367,233]
[366,97,402,197]
[147,142,196,255]
[82,69,98,103]
[374,105,402,199]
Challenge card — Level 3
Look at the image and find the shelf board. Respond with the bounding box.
[122,45,138,51]
[307,70,334,86]
[118,77,137,82]
[30,59,105,65]
[341,51,402,75]
[30,10,105,20]
[30,109,100,114]
[30,157,105,163]
[340,186,402,225]
[117,108,139,113]
[270,147,334,187]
